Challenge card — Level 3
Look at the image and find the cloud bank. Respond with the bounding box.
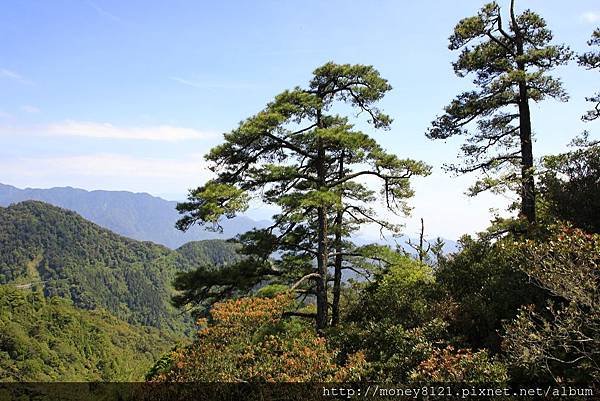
[1,120,215,141]
[581,11,600,23]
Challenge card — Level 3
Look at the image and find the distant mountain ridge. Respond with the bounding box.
[0,183,270,249]
[0,183,458,253]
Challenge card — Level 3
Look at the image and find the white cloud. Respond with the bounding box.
[169,76,257,90]
[0,120,215,141]
[38,154,207,178]
[581,11,600,23]
[21,105,40,113]
[0,68,34,85]
[0,153,211,196]
[0,110,11,119]
[86,0,122,22]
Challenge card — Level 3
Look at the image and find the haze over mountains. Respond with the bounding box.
[0,183,270,249]
[0,183,458,253]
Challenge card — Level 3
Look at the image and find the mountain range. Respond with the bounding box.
[0,183,458,252]
[0,183,270,249]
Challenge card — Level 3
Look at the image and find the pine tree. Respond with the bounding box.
[427,0,572,223]
[176,63,430,332]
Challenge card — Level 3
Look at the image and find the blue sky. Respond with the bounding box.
[0,0,598,239]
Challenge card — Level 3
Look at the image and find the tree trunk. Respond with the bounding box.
[418,217,425,262]
[315,111,329,333]
[514,25,536,224]
[331,151,344,327]
[316,206,329,332]
[518,85,536,224]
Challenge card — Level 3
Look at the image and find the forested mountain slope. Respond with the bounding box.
[0,201,240,332]
[0,286,180,381]
[0,201,242,380]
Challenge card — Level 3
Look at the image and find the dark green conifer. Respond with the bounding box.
[427,0,572,223]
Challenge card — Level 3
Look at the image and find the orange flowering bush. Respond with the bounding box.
[410,346,508,383]
[148,294,365,382]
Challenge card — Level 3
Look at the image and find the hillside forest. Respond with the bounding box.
[1,0,599,392]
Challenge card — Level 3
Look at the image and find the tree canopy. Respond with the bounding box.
[539,135,600,234]
[578,28,600,121]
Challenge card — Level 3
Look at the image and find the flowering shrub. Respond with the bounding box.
[410,346,508,382]
[148,294,365,382]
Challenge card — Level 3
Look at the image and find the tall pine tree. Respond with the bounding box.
[427,0,572,223]
[175,63,429,332]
